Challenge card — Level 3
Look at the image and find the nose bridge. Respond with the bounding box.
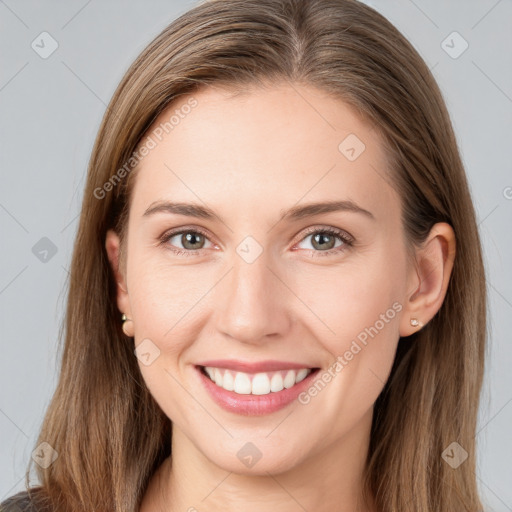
[215,243,291,343]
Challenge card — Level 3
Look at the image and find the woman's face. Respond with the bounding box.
[107,83,418,475]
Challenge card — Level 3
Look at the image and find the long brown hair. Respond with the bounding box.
[21,0,487,510]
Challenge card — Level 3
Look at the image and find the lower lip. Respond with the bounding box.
[195,366,320,416]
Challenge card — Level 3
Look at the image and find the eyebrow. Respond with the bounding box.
[142,199,375,223]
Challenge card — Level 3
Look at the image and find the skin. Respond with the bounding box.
[105,82,455,512]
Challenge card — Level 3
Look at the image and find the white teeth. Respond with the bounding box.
[295,368,309,383]
[251,373,271,395]
[233,372,252,394]
[214,368,223,387]
[203,366,313,395]
[270,372,284,392]
[283,370,296,389]
[222,370,234,391]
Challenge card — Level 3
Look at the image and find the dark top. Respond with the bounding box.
[0,490,42,512]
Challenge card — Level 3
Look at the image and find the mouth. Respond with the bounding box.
[197,365,320,395]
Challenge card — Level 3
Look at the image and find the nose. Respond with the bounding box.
[215,249,293,346]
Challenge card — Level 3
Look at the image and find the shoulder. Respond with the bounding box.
[0,489,45,512]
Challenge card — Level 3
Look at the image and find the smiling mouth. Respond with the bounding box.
[198,365,320,396]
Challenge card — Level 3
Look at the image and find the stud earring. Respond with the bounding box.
[121,313,134,337]
[410,318,424,328]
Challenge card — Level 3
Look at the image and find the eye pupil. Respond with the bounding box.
[312,233,335,250]
[183,232,204,249]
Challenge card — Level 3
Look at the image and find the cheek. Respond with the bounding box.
[127,256,220,413]
[298,253,405,351]
[129,250,212,331]
[299,255,404,422]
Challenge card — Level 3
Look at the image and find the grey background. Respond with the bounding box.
[1,0,511,509]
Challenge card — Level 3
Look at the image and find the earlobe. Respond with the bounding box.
[105,229,131,318]
[400,222,456,337]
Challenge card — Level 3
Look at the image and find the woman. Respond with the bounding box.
[1,0,487,511]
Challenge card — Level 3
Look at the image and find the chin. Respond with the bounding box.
[202,439,307,476]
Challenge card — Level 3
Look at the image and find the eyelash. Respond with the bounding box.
[158,225,354,258]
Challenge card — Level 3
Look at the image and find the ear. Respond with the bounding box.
[399,222,456,337]
[105,229,132,319]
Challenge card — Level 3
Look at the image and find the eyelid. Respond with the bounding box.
[295,225,355,245]
[158,224,355,256]
[158,225,217,250]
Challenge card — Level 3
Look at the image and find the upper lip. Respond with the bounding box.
[196,359,318,373]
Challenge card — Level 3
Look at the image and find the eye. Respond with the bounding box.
[158,225,354,257]
[294,226,354,257]
[158,227,214,256]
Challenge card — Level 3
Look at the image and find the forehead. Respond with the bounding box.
[129,83,400,226]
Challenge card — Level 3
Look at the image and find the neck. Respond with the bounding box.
[142,408,377,512]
